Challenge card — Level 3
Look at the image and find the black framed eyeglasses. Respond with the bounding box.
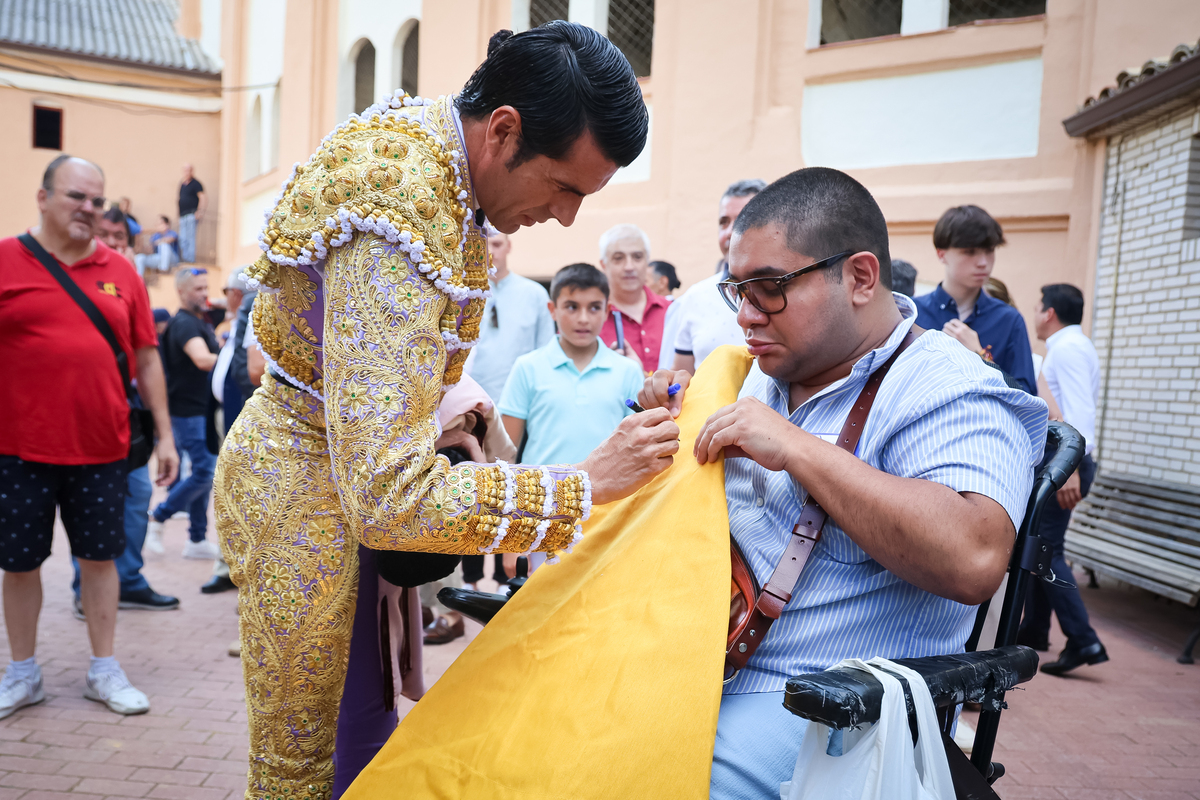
[63,190,106,209]
[717,251,852,315]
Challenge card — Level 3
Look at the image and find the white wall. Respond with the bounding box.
[200,0,223,67]
[245,0,286,178]
[337,0,422,119]
[609,104,651,184]
[801,58,1043,169]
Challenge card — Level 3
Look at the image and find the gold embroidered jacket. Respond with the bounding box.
[241,93,590,556]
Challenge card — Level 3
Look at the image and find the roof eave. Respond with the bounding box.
[1063,54,1200,139]
[0,39,221,80]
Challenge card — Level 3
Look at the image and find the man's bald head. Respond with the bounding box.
[37,155,106,243]
[42,155,103,193]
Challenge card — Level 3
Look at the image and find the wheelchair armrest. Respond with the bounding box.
[437,587,511,626]
[782,645,1039,729]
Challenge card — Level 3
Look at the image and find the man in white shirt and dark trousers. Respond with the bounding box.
[1019,283,1108,675]
[660,179,765,372]
[463,230,554,587]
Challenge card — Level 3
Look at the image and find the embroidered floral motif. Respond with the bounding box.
[341,380,369,413]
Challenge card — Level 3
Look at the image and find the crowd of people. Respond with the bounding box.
[0,19,1108,800]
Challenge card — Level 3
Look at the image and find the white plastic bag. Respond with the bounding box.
[779,658,955,800]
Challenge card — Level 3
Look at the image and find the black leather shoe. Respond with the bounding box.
[201,575,237,594]
[119,587,181,610]
[1040,642,1108,676]
[1016,629,1050,652]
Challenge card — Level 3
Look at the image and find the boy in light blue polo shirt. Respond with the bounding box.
[499,263,645,468]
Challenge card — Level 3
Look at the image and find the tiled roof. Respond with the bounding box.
[1064,39,1200,138]
[1081,40,1199,110]
[0,0,220,75]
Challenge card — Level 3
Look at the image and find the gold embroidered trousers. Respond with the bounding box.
[216,377,353,800]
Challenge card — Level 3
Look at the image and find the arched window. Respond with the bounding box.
[354,41,376,114]
[400,22,419,96]
[245,94,262,179]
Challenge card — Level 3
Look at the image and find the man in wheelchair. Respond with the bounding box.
[637,168,1049,799]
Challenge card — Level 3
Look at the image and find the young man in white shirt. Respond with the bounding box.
[1019,282,1108,675]
[661,179,766,372]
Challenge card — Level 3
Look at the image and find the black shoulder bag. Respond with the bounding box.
[19,233,156,471]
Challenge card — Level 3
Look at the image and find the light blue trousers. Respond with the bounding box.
[711,691,812,800]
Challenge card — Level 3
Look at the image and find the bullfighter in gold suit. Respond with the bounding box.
[214,22,682,800]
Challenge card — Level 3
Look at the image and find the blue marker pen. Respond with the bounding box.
[625,383,681,414]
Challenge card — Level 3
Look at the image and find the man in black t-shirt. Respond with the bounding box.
[177,164,206,263]
[147,267,221,559]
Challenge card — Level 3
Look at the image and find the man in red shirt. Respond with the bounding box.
[598,223,668,373]
[0,155,178,720]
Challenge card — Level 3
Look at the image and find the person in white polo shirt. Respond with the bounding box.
[467,230,555,403]
[660,179,765,372]
[1019,282,1108,675]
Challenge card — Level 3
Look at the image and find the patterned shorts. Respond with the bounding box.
[0,456,127,572]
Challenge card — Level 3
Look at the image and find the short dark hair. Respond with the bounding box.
[890,258,917,297]
[1040,283,1084,326]
[650,260,680,292]
[933,205,1006,251]
[723,179,767,200]
[732,167,892,290]
[101,207,133,242]
[457,22,648,168]
[41,154,103,192]
[550,262,609,301]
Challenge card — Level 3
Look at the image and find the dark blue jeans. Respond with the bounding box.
[73,465,153,597]
[152,415,216,542]
[1019,453,1100,650]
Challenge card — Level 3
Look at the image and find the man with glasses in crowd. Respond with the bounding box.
[0,155,179,718]
[639,167,1047,797]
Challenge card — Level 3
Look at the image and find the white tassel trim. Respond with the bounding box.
[526,519,551,557]
[481,517,509,554]
[579,471,593,521]
[495,460,516,515]
[539,467,555,517]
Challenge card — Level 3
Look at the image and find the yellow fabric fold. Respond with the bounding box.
[343,345,755,800]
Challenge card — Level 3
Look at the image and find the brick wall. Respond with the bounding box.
[1092,104,1200,485]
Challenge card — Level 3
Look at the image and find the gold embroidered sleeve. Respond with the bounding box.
[322,230,589,555]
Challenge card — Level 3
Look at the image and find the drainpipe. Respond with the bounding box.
[1095,136,1126,467]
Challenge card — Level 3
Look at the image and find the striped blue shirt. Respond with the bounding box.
[724,295,1048,695]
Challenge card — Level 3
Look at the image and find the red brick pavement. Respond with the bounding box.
[0,514,1196,799]
[965,571,1200,800]
[0,508,480,800]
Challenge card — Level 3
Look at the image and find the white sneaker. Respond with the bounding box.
[84,668,149,715]
[181,539,221,560]
[0,669,45,720]
[145,520,165,554]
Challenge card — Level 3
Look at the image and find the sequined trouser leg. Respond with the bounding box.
[214,376,358,800]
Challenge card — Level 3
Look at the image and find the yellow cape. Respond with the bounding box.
[344,346,755,800]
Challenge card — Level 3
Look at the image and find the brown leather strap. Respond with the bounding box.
[726,327,920,676]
